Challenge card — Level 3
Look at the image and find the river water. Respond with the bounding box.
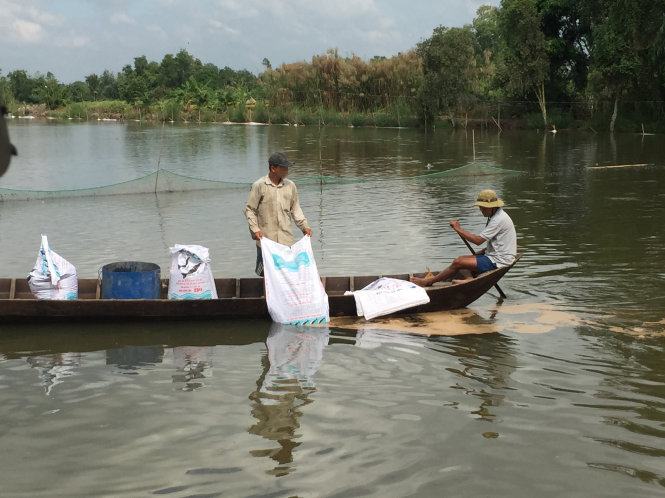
[0,121,664,497]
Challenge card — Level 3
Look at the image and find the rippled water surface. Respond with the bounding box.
[0,122,664,496]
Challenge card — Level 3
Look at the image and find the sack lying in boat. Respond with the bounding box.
[167,244,218,300]
[346,277,430,320]
[27,235,78,300]
[261,236,329,325]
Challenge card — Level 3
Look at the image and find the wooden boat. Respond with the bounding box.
[0,258,518,322]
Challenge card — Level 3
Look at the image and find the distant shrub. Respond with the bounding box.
[349,112,371,127]
[156,99,182,122]
[252,102,270,123]
[229,103,246,122]
[66,102,86,119]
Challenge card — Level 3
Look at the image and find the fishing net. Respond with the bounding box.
[0,162,520,202]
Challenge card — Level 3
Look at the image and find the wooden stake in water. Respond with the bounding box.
[472,129,476,162]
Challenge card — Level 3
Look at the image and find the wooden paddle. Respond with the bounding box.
[458,233,507,299]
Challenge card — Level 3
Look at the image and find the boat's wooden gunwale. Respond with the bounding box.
[0,260,516,322]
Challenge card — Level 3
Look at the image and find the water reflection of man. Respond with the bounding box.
[248,323,329,476]
[411,189,517,287]
[440,333,517,421]
[171,346,214,391]
[26,352,81,396]
[106,346,164,370]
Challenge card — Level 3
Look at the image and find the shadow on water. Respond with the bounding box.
[0,319,270,358]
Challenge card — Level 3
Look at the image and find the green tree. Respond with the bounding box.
[0,71,15,109]
[498,0,550,126]
[588,0,664,131]
[472,5,501,98]
[99,70,119,99]
[38,73,67,109]
[85,73,100,100]
[67,81,91,102]
[159,49,201,89]
[417,26,478,127]
[8,70,37,103]
[539,0,598,99]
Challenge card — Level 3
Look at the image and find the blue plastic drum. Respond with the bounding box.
[100,262,161,299]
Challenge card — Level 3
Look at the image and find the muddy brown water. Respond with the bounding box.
[0,121,664,496]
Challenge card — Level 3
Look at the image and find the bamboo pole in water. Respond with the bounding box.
[587,163,651,170]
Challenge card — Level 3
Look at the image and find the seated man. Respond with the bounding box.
[411,189,517,287]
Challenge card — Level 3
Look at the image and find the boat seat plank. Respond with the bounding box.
[325,276,350,296]
[14,279,35,299]
[353,275,381,289]
[239,278,264,298]
[215,278,236,299]
[0,278,11,299]
[78,279,97,299]
[383,273,410,281]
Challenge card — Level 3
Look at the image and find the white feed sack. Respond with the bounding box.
[346,277,430,320]
[168,244,218,300]
[27,235,78,300]
[261,236,329,325]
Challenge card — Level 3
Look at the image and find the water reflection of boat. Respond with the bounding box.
[354,328,428,349]
[0,259,518,322]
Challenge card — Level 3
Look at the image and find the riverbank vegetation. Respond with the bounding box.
[2,0,665,132]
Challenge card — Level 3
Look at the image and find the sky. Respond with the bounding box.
[0,0,500,83]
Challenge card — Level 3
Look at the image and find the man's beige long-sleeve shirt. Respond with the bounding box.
[244,175,310,247]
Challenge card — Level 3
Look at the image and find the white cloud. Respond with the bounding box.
[1,1,63,44]
[12,19,43,42]
[54,34,91,49]
[110,12,136,25]
[0,0,501,82]
[208,19,239,36]
[23,5,63,26]
[146,25,168,39]
[216,0,260,19]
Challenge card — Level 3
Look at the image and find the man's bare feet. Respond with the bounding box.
[410,276,433,287]
[451,277,473,285]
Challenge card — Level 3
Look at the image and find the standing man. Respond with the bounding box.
[0,105,18,176]
[411,189,516,287]
[244,151,312,276]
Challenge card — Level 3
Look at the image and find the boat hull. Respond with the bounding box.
[0,261,515,322]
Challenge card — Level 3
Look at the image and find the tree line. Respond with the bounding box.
[2,0,664,131]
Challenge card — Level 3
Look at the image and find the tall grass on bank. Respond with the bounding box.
[13,99,424,128]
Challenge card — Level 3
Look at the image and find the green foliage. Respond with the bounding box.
[229,103,247,122]
[156,98,182,122]
[349,112,371,127]
[252,101,270,123]
[498,0,547,93]
[3,9,665,131]
[417,26,478,126]
[67,81,91,102]
[0,73,15,110]
[497,0,550,125]
[472,5,501,98]
[65,102,86,119]
[86,100,131,119]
